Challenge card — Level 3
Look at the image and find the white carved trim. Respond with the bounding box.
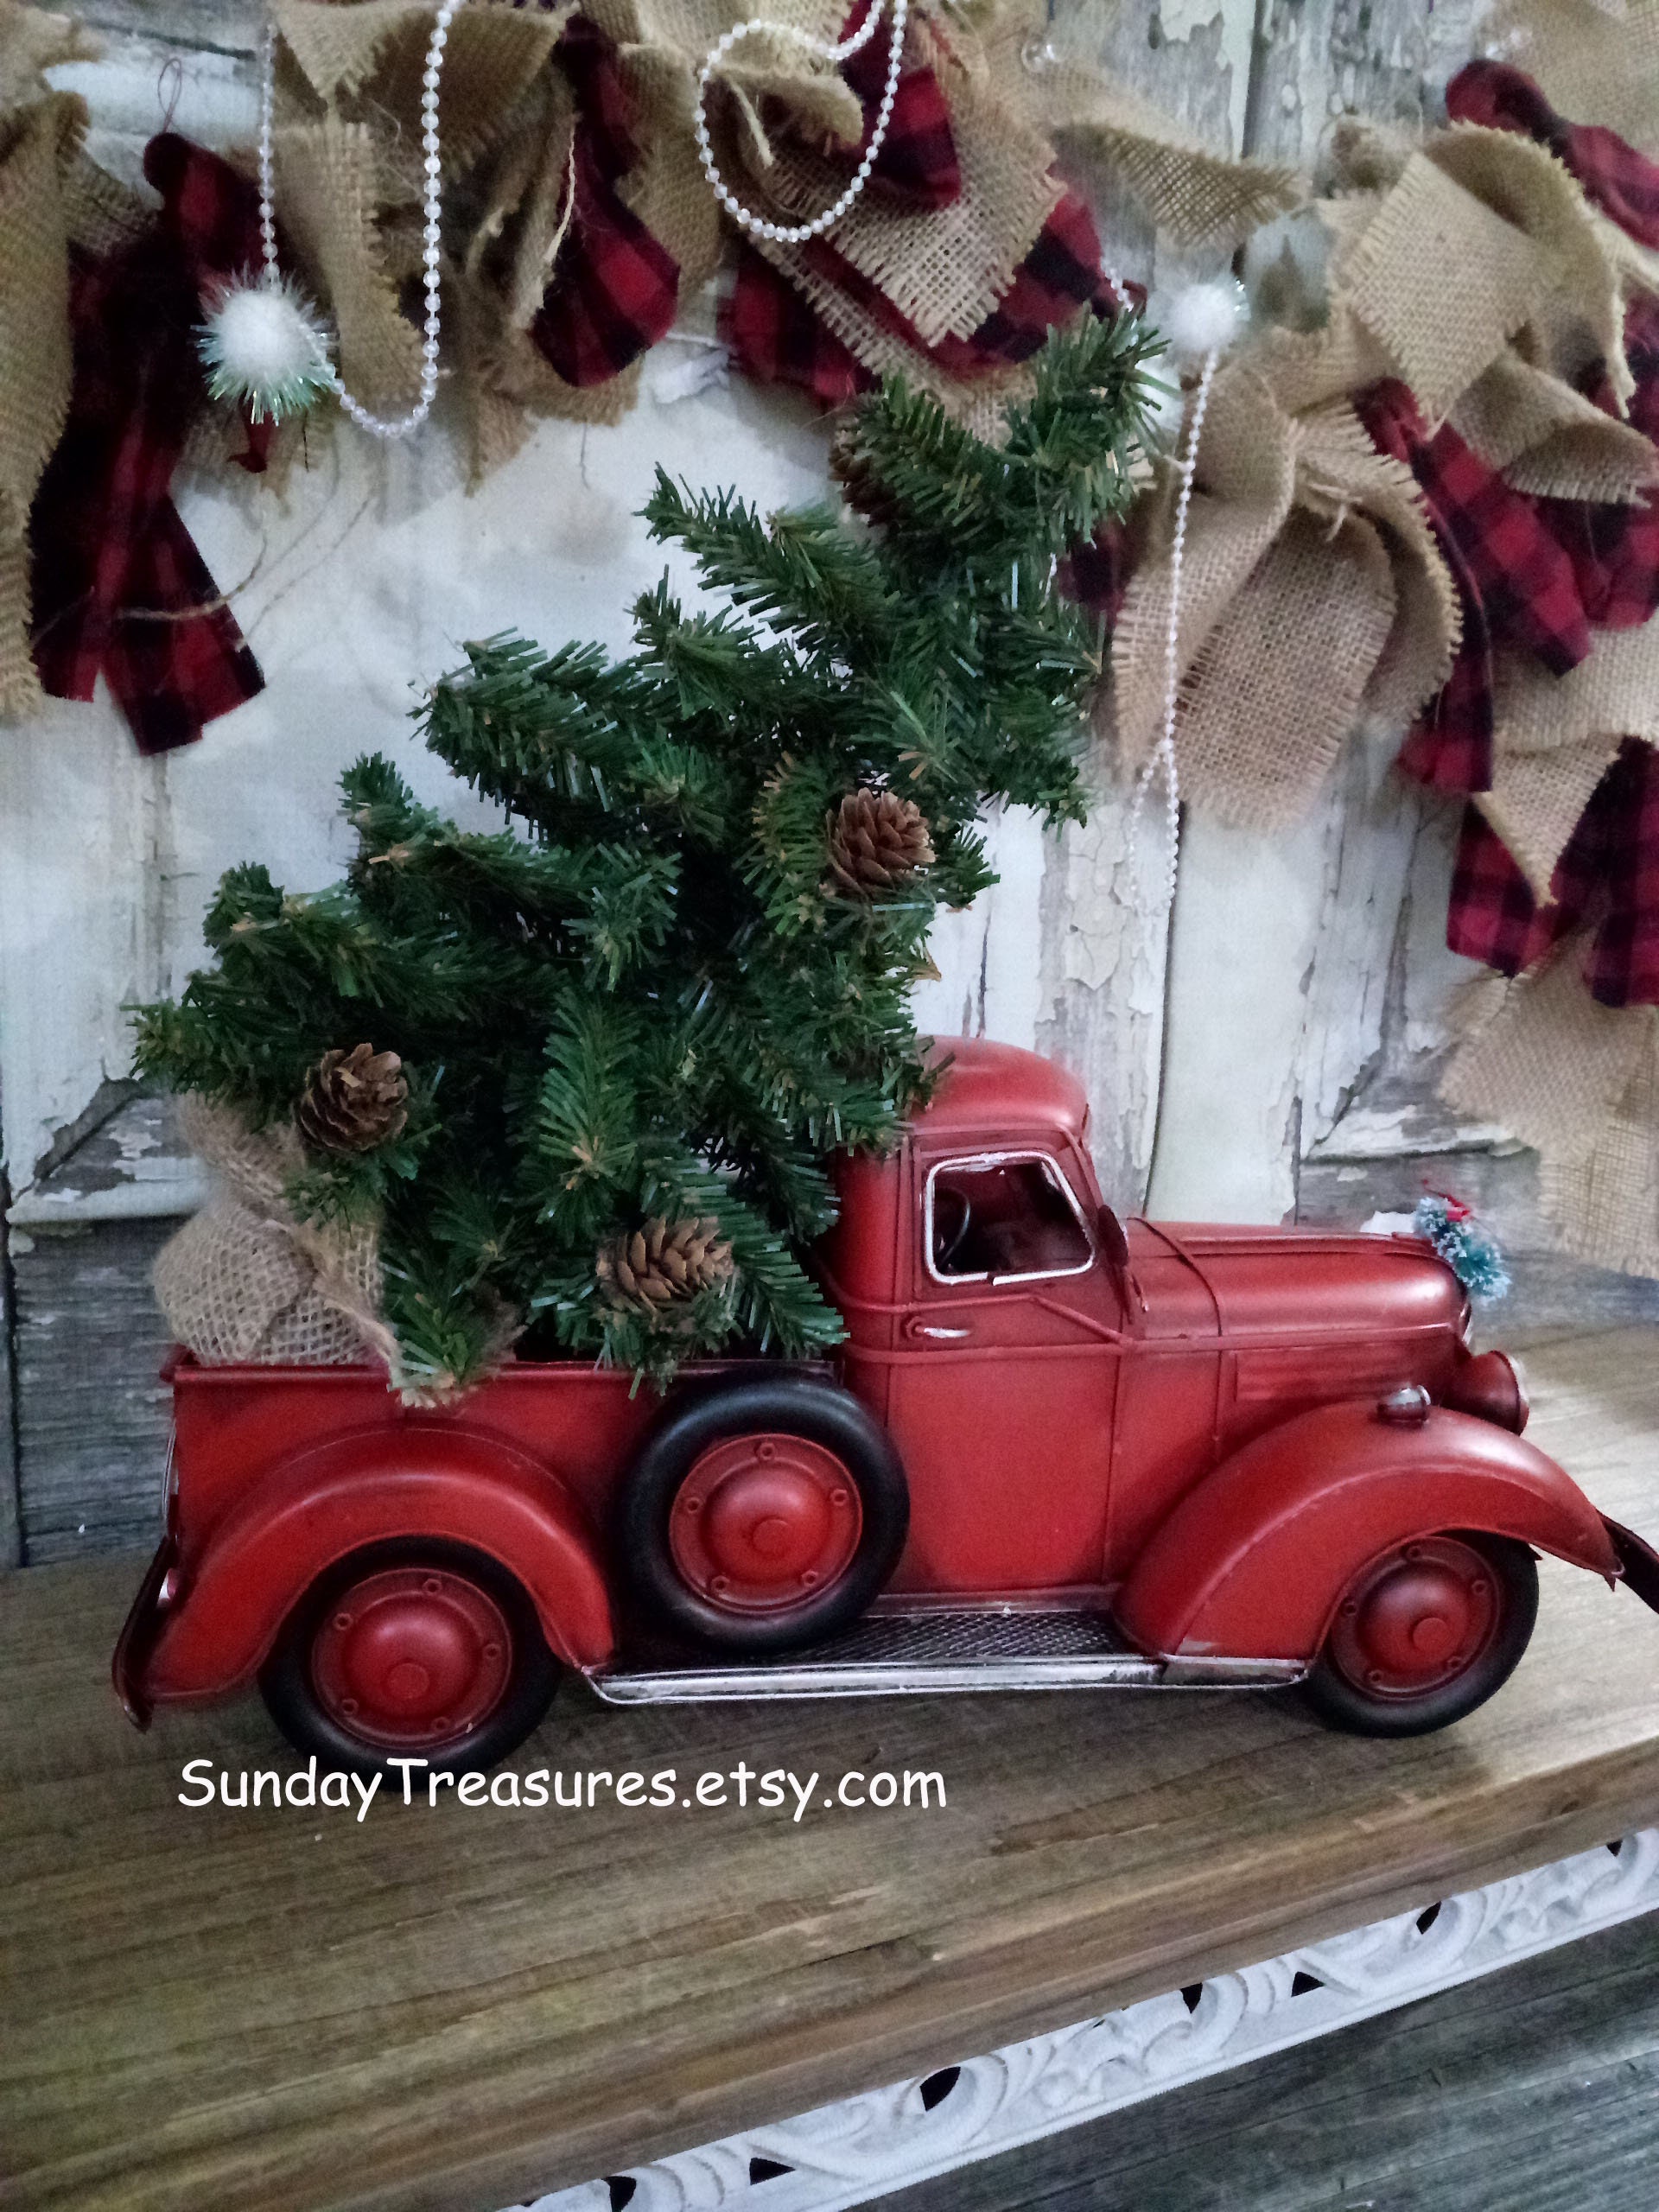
[509,1829,1659,2212]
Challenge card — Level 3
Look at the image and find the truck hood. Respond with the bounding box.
[1128,1220,1465,1344]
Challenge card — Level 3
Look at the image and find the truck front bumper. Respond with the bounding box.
[1604,1516,1659,1613]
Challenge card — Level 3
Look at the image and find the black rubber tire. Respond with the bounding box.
[616,1376,910,1654]
[259,1537,561,1781]
[1300,1531,1538,1738]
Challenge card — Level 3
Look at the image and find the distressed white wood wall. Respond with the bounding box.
[4,0,1656,1562]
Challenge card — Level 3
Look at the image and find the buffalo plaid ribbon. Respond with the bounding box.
[1450,741,1659,1006]
[531,16,681,386]
[1446,60,1659,251]
[29,132,264,755]
[1357,378,1595,794]
[725,191,1135,404]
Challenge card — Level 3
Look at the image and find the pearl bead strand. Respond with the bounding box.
[250,0,464,439]
[1127,346,1218,917]
[694,0,908,245]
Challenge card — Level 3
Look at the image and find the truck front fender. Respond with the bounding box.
[143,1426,614,1703]
[1116,1400,1619,1664]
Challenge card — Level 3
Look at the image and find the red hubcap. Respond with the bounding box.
[310,1567,513,1749]
[669,1434,861,1614]
[1328,1536,1501,1700]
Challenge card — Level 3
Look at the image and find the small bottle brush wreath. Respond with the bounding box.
[1414,1194,1511,1305]
[135,317,1160,1394]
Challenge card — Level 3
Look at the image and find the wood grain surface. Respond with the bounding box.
[3,1329,1658,2212]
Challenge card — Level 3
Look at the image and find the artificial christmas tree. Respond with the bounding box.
[134,315,1159,1395]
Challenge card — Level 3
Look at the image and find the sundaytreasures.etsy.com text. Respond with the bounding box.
[178,1758,948,1821]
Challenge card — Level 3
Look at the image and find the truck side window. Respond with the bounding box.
[929,1157,1093,1281]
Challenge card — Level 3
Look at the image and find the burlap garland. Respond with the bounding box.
[155,1097,396,1370]
[1442,942,1659,1276]
[1107,367,1460,831]
[0,90,82,721]
[1480,0,1659,162]
[239,0,1305,451]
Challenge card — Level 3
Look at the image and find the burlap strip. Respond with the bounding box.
[1493,621,1659,753]
[0,92,83,721]
[1452,349,1659,500]
[1110,364,1300,762]
[1339,149,1547,419]
[155,1098,396,1370]
[1174,506,1398,831]
[1476,731,1625,895]
[1443,940,1659,1274]
[0,1,99,109]
[760,16,1058,346]
[276,117,425,414]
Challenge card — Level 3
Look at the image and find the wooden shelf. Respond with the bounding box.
[5,1327,1659,2212]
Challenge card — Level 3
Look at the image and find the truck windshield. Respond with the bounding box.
[928,1156,1093,1282]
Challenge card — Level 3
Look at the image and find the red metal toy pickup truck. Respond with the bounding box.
[115,1039,1659,1777]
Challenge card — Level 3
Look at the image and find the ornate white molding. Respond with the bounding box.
[512,1830,1659,2212]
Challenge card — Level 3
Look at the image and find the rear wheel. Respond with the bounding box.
[1301,1530,1537,1738]
[617,1377,909,1654]
[260,1538,560,1778]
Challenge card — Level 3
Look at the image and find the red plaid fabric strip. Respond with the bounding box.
[1529,299,1659,638]
[531,16,680,386]
[1446,60,1659,251]
[1448,741,1659,1005]
[726,190,1139,405]
[29,132,264,754]
[1446,804,1569,976]
[839,0,961,209]
[1359,378,1597,792]
[721,243,874,405]
[1360,380,1592,675]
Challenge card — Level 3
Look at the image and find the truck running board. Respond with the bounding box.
[586,1609,1305,1705]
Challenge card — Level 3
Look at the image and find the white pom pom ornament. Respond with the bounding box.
[198,274,334,424]
[1161,276,1249,366]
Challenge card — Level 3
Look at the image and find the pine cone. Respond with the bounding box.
[826,788,936,896]
[597,1216,734,1319]
[296,1045,409,1154]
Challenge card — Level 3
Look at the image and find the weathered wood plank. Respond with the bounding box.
[880,1905,1659,2212]
[3,1328,1658,2212]
[11,1220,175,1566]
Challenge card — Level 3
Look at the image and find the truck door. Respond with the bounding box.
[882,1144,1124,1595]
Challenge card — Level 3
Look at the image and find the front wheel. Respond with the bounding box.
[260,1538,561,1779]
[1300,1531,1538,1738]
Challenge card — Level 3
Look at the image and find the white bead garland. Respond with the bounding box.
[1128,344,1220,916]
[694,0,908,245]
[251,0,463,438]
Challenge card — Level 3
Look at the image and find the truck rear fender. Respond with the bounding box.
[1116,1401,1620,1664]
[144,1427,614,1700]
